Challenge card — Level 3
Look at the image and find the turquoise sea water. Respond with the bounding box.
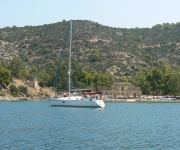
[1,101,180,149]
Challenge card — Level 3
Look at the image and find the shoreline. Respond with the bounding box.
[1,97,180,102]
[0,97,180,103]
[104,98,180,102]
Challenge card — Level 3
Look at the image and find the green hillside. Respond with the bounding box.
[0,20,180,80]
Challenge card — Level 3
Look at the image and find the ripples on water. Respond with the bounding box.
[1,101,180,149]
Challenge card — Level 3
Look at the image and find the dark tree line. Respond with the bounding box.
[129,61,180,96]
[0,56,114,92]
[2,56,180,96]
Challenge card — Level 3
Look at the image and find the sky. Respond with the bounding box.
[0,0,180,29]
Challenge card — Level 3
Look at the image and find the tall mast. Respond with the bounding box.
[68,20,72,95]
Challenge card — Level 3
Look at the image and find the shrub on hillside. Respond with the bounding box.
[38,81,45,87]
[9,85,19,93]
[18,86,28,94]
[11,92,19,97]
[0,84,2,91]
[0,93,5,96]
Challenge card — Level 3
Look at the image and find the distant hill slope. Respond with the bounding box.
[0,20,180,80]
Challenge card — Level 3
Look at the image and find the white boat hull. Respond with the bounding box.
[50,97,105,108]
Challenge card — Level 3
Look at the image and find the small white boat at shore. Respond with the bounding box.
[126,99,136,102]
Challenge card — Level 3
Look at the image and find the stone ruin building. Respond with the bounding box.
[98,82,142,99]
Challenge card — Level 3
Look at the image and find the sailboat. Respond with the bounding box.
[49,20,105,108]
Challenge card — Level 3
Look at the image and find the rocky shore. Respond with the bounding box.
[0,95,48,101]
[0,79,51,101]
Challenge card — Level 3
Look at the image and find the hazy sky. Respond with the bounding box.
[0,0,180,28]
